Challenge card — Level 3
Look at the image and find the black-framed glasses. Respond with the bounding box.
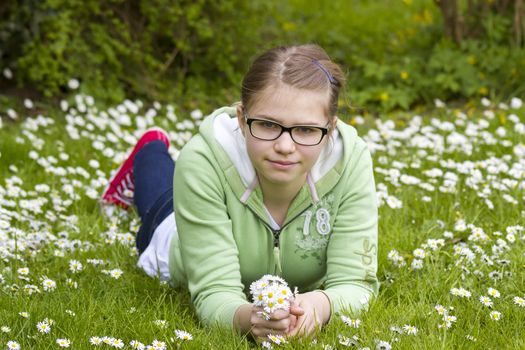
[243,112,329,146]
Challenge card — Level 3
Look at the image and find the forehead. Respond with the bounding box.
[248,84,330,126]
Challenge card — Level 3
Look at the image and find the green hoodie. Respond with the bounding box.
[169,107,379,328]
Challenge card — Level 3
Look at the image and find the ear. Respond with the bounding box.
[328,116,338,137]
[236,104,247,135]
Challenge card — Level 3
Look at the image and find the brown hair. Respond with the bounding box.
[241,44,346,118]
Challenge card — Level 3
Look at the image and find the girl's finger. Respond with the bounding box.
[288,315,307,336]
[288,315,298,333]
[269,316,292,330]
[289,305,305,316]
[269,309,290,320]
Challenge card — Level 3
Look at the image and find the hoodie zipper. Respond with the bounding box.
[246,205,312,275]
[245,205,312,247]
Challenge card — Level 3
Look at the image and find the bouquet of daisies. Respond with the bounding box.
[250,274,296,320]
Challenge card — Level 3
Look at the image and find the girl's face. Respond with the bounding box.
[237,84,336,190]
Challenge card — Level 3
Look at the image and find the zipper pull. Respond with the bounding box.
[272,229,281,247]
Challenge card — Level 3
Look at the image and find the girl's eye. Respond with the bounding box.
[261,121,278,129]
[296,126,316,134]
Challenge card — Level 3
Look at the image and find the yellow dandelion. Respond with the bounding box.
[478,87,488,95]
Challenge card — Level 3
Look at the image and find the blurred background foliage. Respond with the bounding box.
[0,0,524,113]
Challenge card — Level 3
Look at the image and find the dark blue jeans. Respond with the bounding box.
[133,140,175,254]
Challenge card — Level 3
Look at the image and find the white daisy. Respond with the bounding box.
[513,296,525,307]
[112,338,124,348]
[7,341,21,350]
[69,260,83,273]
[267,334,287,345]
[341,315,361,328]
[150,339,166,349]
[36,321,51,334]
[479,296,493,307]
[56,338,71,347]
[487,288,500,298]
[89,336,102,345]
[376,340,392,350]
[130,340,145,349]
[174,330,193,341]
[41,278,57,292]
[403,324,418,335]
[434,304,447,315]
[489,311,502,321]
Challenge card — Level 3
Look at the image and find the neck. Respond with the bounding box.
[259,174,306,210]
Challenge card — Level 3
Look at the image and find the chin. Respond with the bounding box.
[262,172,303,186]
[267,177,294,185]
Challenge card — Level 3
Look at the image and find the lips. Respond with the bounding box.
[269,160,297,165]
[267,159,299,171]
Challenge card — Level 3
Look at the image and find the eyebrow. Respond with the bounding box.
[254,114,325,126]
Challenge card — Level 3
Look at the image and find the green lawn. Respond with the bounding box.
[0,96,524,349]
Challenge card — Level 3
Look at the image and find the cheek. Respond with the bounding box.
[245,137,267,162]
[301,147,324,165]
[308,137,332,163]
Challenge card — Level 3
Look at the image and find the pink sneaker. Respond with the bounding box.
[101,128,169,210]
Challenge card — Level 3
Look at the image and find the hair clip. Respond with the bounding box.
[311,59,337,85]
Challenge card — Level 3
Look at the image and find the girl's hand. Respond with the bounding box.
[249,306,294,339]
[287,292,331,337]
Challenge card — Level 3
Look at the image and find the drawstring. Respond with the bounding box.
[307,173,319,203]
[240,177,259,203]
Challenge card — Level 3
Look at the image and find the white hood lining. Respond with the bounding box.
[213,112,343,191]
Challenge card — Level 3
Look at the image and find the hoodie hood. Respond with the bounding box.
[197,106,359,223]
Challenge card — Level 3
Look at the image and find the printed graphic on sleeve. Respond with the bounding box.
[354,238,377,283]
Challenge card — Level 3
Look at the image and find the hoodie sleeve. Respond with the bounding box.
[172,135,250,328]
[321,143,380,316]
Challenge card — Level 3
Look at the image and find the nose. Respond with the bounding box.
[274,130,296,153]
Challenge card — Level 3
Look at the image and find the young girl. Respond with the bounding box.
[102,44,379,339]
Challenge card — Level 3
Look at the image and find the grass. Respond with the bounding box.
[0,95,524,349]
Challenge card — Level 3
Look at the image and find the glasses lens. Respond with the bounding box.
[249,119,325,145]
[250,120,282,140]
[291,127,323,145]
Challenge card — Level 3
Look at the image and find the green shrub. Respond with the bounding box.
[0,0,280,106]
[270,0,525,111]
[1,0,524,112]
